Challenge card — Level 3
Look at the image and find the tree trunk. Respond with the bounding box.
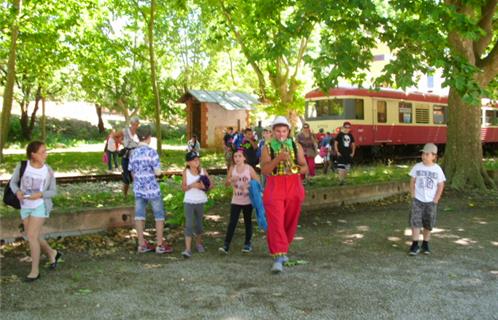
[27,86,41,139]
[148,0,162,155]
[41,96,46,141]
[0,0,21,162]
[95,103,105,133]
[443,88,493,189]
[19,99,34,140]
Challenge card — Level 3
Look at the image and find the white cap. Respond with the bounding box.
[272,116,290,128]
[421,143,437,154]
[130,116,140,124]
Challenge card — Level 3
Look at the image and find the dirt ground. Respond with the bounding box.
[1,191,497,320]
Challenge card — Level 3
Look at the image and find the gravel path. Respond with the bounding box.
[1,193,497,319]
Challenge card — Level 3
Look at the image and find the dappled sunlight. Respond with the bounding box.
[294,236,305,241]
[457,228,465,232]
[205,214,222,222]
[342,233,364,245]
[404,227,446,237]
[345,233,364,239]
[490,271,498,276]
[473,217,488,225]
[454,238,477,246]
[491,241,498,247]
[205,231,221,237]
[337,219,347,224]
[387,236,401,242]
[356,225,369,232]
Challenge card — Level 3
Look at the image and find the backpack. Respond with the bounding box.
[3,161,28,209]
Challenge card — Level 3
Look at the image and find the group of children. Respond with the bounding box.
[9,116,445,281]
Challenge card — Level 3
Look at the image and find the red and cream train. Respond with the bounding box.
[304,87,498,155]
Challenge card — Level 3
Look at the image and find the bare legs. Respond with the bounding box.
[135,219,164,246]
[23,217,57,278]
[411,228,431,241]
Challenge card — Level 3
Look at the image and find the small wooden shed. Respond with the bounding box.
[177,90,260,149]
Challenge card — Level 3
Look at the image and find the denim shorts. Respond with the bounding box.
[20,203,48,220]
[135,197,165,221]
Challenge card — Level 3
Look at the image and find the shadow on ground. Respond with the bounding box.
[1,191,497,320]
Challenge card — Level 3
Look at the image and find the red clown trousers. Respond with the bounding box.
[263,174,305,256]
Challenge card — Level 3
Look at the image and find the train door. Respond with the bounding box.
[373,100,392,143]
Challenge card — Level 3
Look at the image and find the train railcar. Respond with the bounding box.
[304,87,498,155]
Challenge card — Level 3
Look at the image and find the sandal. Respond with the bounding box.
[49,251,62,270]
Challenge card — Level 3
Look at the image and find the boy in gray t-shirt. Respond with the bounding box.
[408,143,446,256]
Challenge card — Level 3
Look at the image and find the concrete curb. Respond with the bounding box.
[1,181,408,243]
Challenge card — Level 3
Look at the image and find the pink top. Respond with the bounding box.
[231,164,251,205]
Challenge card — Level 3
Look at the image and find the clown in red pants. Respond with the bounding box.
[263,174,305,256]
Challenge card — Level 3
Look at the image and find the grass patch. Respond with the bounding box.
[0,149,226,176]
[311,164,410,187]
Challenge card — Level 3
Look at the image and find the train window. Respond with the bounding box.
[344,99,364,120]
[306,101,318,119]
[433,105,447,124]
[485,110,498,126]
[305,98,363,120]
[377,101,387,123]
[399,102,412,123]
[415,106,430,124]
[330,99,344,116]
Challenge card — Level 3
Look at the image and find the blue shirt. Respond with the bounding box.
[129,145,161,199]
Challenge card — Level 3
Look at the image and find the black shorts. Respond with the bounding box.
[121,157,133,185]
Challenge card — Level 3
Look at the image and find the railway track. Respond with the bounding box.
[0,168,229,186]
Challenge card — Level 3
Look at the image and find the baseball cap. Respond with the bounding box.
[272,116,290,128]
[136,125,152,141]
[185,151,200,161]
[343,121,352,128]
[421,143,437,154]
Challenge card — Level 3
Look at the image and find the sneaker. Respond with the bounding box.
[196,244,205,253]
[181,250,192,258]
[155,244,173,254]
[282,255,289,265]
[409,243,420,256]
[242,244,252,253]
[271,257,285,274]
[137,241,155,253]
[218,246,228,254]
[421,242,431,255]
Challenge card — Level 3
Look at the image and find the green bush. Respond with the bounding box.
[7,115,105,147]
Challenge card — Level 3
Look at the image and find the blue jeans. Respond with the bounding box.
[135,197,165,221]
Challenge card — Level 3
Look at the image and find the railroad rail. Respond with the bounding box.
[0,168,229,186]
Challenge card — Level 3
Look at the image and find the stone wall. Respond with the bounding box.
[0,181,411,243]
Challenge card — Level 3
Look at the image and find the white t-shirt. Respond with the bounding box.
[107,137,117,152]
[409,162,446,203]
[184,168,208,204]
[20,162,49,209]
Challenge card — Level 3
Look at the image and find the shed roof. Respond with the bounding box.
[177,90,260,110]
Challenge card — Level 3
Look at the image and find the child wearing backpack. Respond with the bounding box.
[181,151,212,258]
[219,149,260,254]
[7,141,61,282]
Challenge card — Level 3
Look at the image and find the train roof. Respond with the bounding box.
[305,87,448,104]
